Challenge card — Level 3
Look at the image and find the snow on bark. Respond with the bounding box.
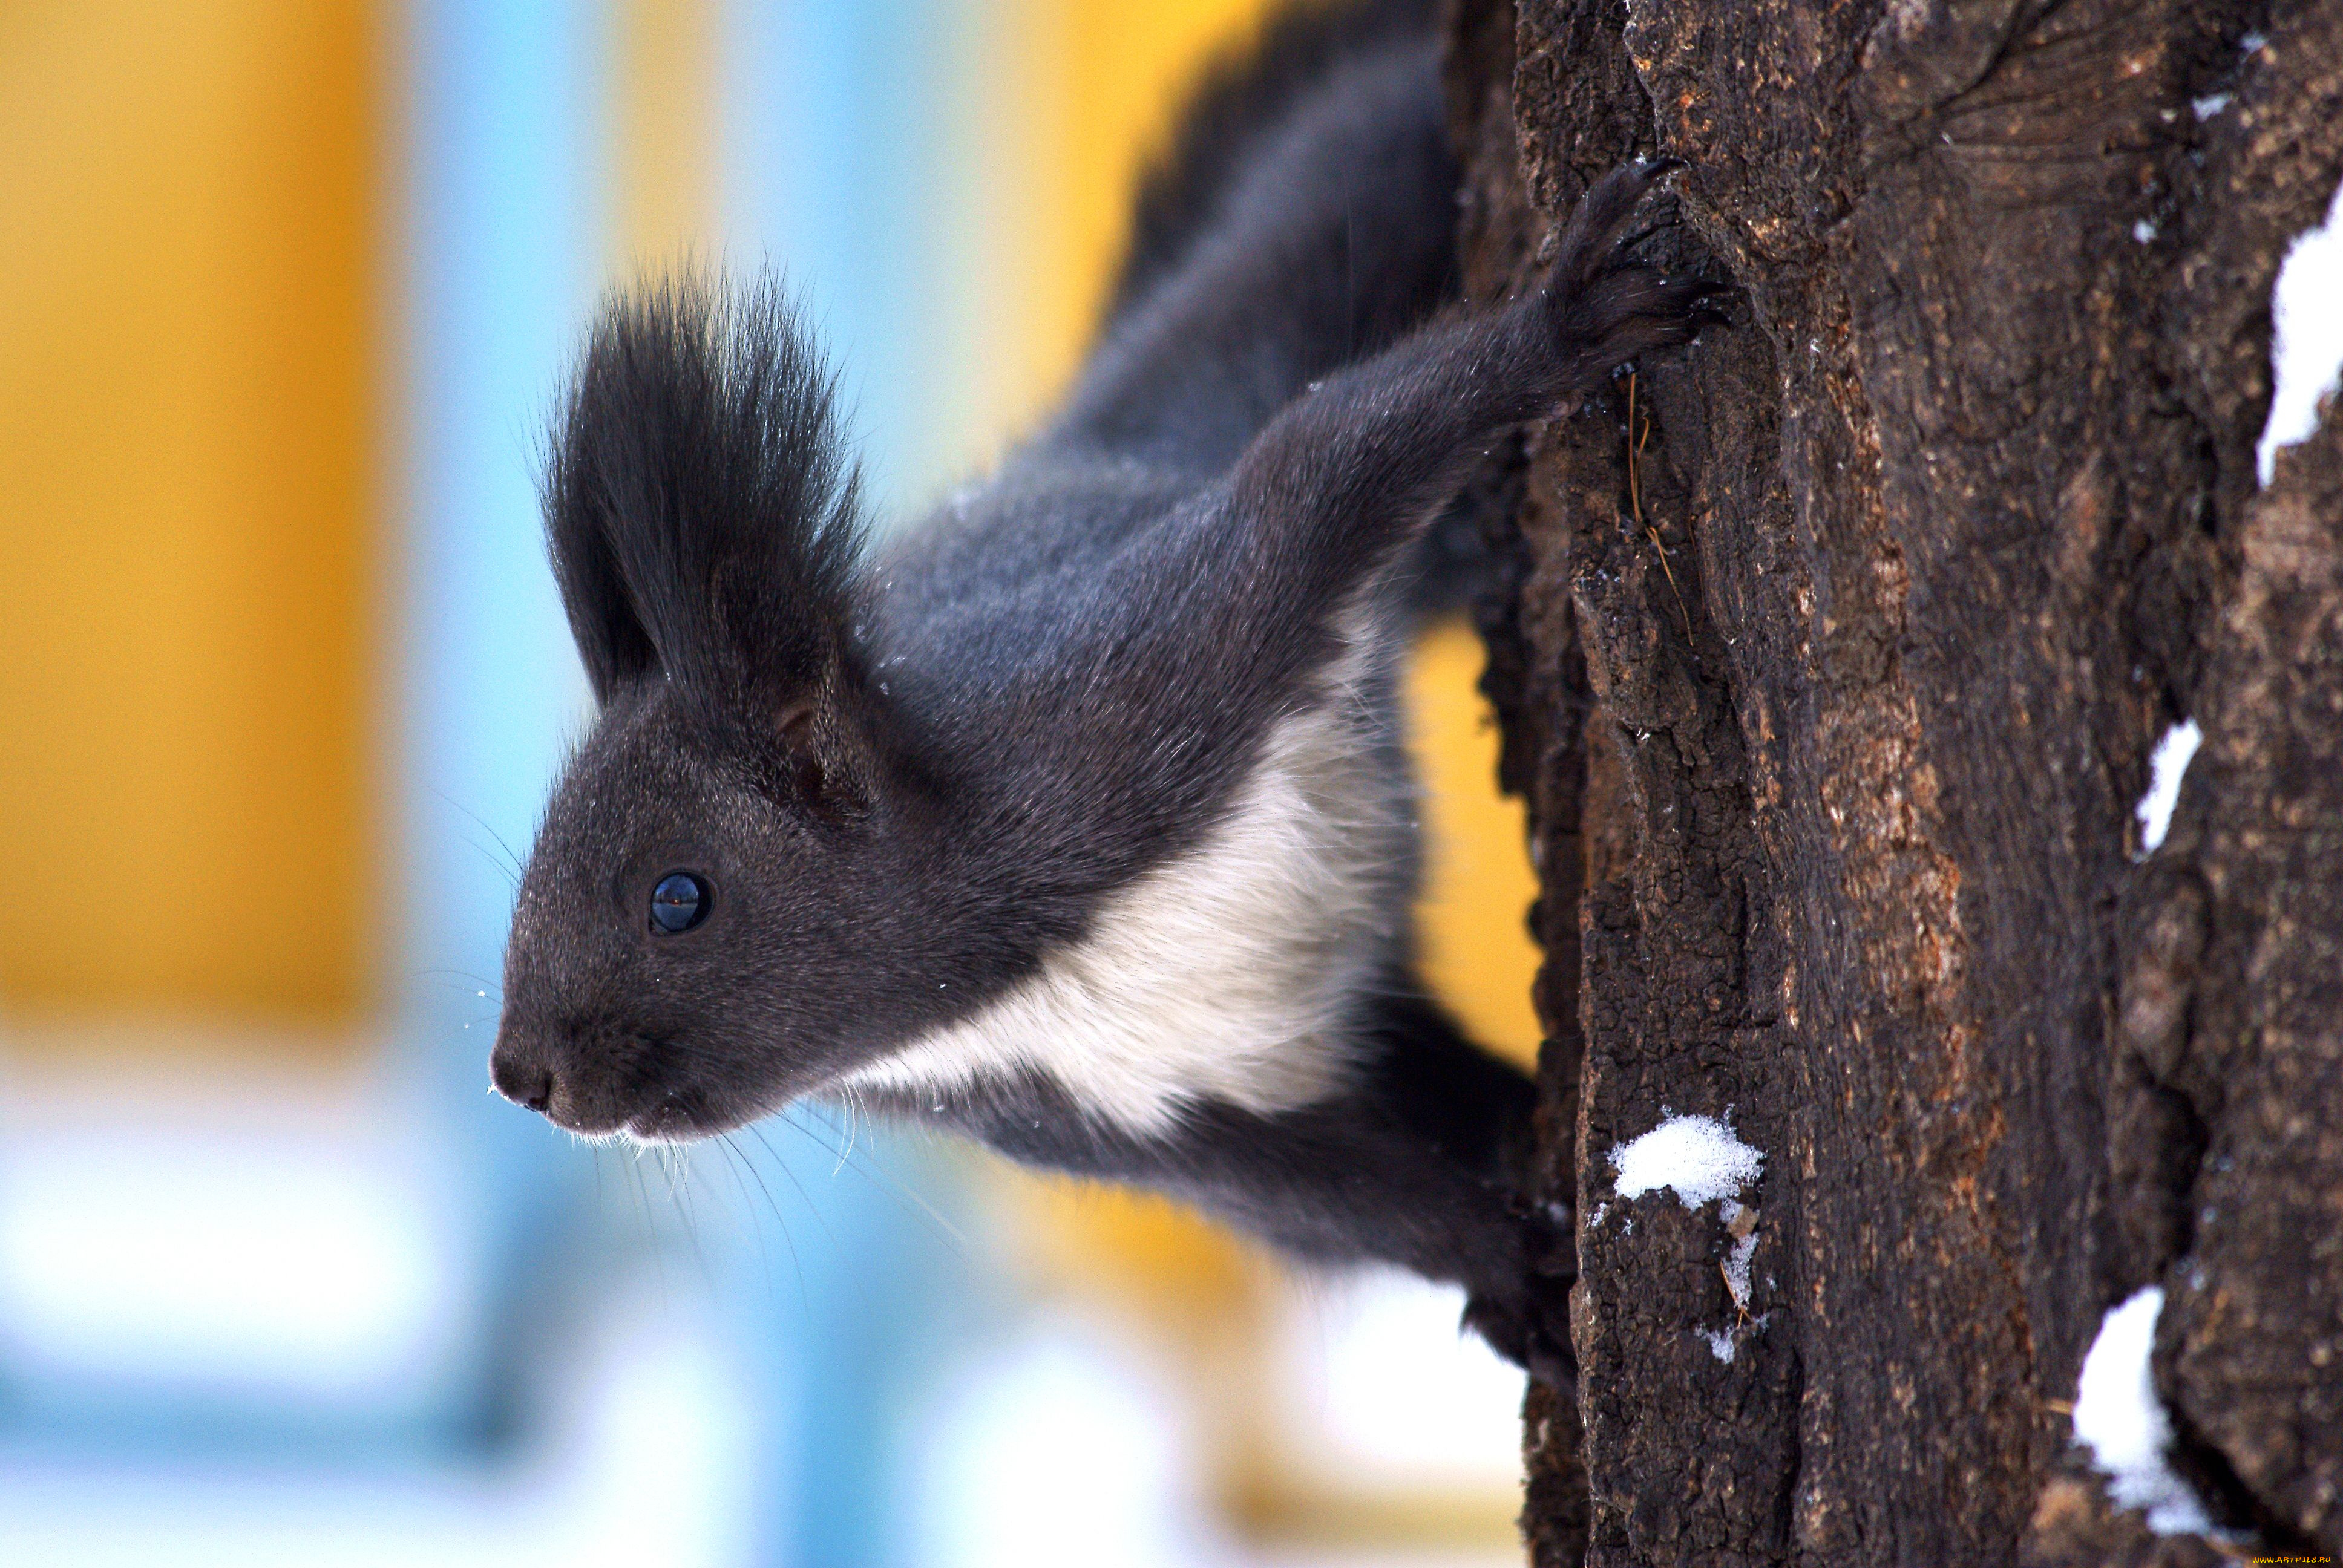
[1607,1114,1763,1209]
[2133,719,2201,857]
[2071,1288,2219,1537]
[2258,176,2343,487]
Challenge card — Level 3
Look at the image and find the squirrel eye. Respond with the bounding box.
[649,871,710,934]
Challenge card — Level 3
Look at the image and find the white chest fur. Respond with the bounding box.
[830,642,1409,1139]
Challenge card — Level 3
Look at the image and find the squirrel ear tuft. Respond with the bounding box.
[542,273,868,711]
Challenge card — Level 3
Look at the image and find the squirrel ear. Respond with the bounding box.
[543,273,867,711]
[543,459,660,704]
[769,691,878,819]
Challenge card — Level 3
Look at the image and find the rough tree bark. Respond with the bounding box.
[1437,1,2343,1562]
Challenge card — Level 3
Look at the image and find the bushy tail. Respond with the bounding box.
[1103,0,1440,328]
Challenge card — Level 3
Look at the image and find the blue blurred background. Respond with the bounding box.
[0,2,1545,1561]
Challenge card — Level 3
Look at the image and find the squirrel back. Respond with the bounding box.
[1105,0,1443,327]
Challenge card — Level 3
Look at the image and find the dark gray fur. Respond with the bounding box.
[493,3,1725,1379]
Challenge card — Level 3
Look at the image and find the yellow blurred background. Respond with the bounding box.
[0,2,385,1026]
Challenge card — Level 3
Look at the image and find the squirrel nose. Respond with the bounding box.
[490,1037,556,1114]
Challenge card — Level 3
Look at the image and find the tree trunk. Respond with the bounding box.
[1438,1,2343,1561]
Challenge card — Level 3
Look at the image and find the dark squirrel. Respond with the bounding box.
[490,0,1724,1381]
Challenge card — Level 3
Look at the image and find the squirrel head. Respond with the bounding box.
[491,277,939,1139]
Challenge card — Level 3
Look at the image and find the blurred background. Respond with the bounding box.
[0,2,1545,1563]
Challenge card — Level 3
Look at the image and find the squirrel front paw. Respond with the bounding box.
[1540,159,1732,380]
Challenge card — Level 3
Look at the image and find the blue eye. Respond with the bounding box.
[650,871,710,934]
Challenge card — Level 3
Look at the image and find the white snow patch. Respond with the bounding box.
[2191,93,2231,120]
[1702,1328,1737,1364]
[1610,1114,1764,1209]
[1725,1233,1758,1305]
[2134,719,2201,857]
[2073,1287,2218,1537]
[1720,1201,1759,1311]
[2238,30,2266,53]
[2132,220,2158,244]
[2258,176,2343,486]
